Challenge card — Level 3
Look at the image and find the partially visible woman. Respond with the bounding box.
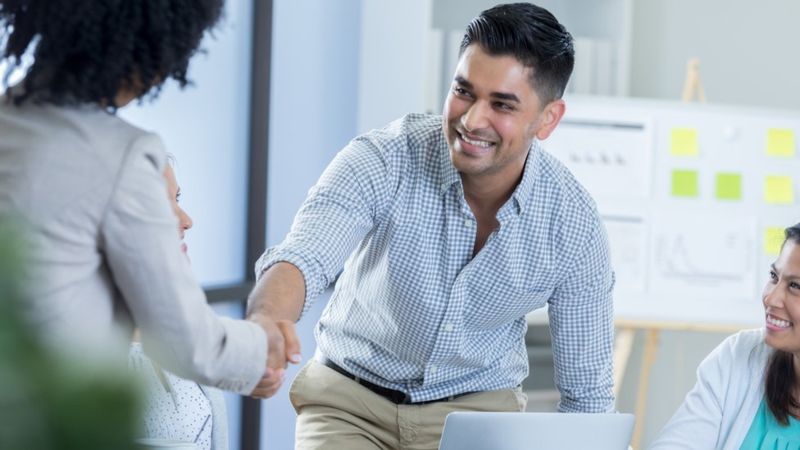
[0,0,290,397]
[650,223,800,449]
[130,163,227,450]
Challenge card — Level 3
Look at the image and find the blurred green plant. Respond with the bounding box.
[0,219,143,450]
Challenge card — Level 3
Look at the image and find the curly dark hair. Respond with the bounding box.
[0,0,224,110]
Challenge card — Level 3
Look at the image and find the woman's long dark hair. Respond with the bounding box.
[765,223,800,425]
[0,0,223,110]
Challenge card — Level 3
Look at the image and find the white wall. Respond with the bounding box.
[356,0,431,133]
[630,0,800,109]
[266,0,362,246]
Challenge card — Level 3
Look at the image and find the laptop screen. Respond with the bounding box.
[439,412,635,450]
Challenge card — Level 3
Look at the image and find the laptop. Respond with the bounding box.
[438,412,635,450]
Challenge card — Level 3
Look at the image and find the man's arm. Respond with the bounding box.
[548,217,615,412]
[248,261,306,322]
[246,262,305,398]
[245,136,399,397]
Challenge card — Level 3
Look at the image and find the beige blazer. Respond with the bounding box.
[0,96,266,394]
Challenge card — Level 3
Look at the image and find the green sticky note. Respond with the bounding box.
[766,128,795,157]
[715,173,742,200]
[670,128,699,156]
[764,176,794,204]
[671,170,699,197]
[764,227,785,256]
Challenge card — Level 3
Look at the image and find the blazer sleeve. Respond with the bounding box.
[101,133,267,395]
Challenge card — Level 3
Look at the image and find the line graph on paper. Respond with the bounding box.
[604,215,647,294]
[656,235,749,282]
[650,215,757,299]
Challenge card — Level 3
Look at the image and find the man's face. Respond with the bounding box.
[442,44,564,185]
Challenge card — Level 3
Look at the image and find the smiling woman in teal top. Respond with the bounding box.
[651,223,800,450]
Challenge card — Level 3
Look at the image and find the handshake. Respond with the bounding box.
[247,313,301,398]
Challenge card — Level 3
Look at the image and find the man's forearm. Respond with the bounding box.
[246,261,306,322]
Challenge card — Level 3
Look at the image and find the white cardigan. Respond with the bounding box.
[650,328,770,450]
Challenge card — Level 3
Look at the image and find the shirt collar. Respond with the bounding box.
[437,135,541,215]
[437,130,461,195]
[510,140,541,214]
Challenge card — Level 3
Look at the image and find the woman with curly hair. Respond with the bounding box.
[0,0,293,401]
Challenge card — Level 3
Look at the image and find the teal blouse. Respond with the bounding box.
[740,399,800,449]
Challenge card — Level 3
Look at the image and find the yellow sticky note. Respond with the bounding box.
[764,176,794,204]
[671,169,699,197]
[715,173,742,201]
[670,128,699,156]
[766,128,795,157]
[764,227,785,255]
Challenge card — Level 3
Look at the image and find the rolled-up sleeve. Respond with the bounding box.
[255,136,395,317]
[102,133,267,394]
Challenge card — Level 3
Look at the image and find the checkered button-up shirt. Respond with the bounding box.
[257,114,615,411]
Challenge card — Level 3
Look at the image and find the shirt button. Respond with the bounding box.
[443,323,454,332]
[430,365,438,374]
[464,218,473,227]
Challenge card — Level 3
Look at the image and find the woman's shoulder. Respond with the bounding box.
[65,107,165,161]
[1,98,163,165]
[722,328,766,352]
[707,328,769,370]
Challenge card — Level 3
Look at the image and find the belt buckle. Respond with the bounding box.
[395,391,411,404]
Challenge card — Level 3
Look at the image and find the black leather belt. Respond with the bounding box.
[318,357,471,405]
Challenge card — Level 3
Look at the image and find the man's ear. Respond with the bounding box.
[535,99,566,140]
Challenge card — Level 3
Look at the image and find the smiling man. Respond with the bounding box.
[248,3,615,449]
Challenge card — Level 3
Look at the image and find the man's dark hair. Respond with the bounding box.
[460,2,574,104]
[764,222,800,425]
[0,0,224,110]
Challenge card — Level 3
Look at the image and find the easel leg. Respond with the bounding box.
[613,328,635,397]
[631,329,660,450]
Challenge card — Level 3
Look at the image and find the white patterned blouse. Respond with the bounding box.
[129,342,229,450]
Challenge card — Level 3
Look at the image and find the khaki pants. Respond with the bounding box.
[289,360,527,450]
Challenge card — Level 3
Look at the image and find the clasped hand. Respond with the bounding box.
[248,314,301,398]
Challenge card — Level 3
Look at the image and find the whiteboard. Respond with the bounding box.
[541,96,800,326]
